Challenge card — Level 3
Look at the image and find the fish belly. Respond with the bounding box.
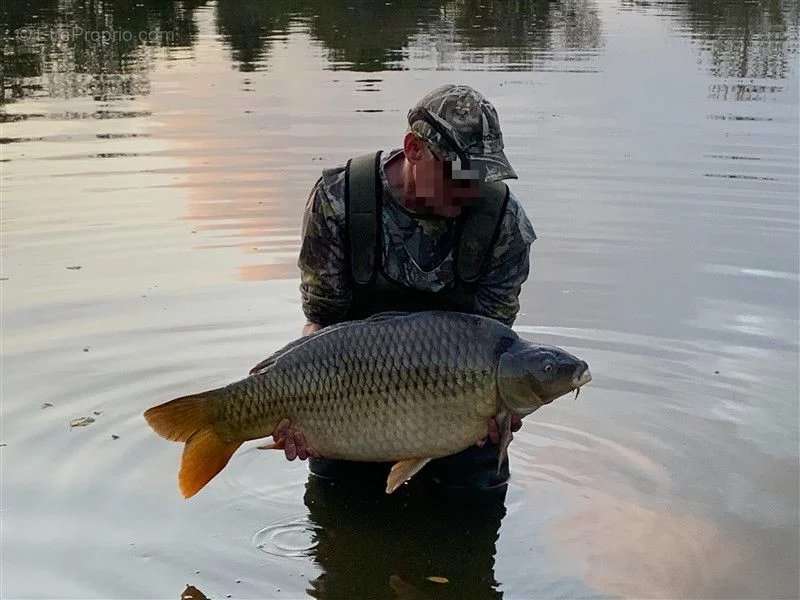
[296,389,493,461]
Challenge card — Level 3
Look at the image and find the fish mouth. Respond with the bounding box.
[570,366,591,400]
[572,367,592,389]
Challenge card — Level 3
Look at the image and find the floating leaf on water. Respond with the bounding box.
[426,576,449,584]
[111,434,120,440]
[66,265,82,270]
[41,402,54,409]
[93,410,102,416]
[181,585,210,600]
[83,347,90,352]
[70,416,95,428]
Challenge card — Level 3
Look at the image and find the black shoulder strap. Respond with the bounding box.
[457,181,510,283]
[345,151,382,286]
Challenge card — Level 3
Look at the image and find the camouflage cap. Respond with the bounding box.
[407,84,517,182]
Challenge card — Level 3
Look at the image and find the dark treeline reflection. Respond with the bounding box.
[2,0,604,102]
[446,0,603,61]
[3,0,796,99]
[1,0,206,103]
[217,0,443,72]
[214,0,292,70]
[217,0,603,72]
[623,0,799,80]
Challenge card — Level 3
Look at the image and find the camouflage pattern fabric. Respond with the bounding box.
[408,83,518,182]
[298,148,536,327]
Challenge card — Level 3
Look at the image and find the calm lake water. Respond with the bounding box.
[2,1,798,598]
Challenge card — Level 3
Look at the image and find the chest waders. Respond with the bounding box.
[344,151,510,318]
[308,151,512,491]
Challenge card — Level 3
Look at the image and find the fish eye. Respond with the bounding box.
[544,363,553,373]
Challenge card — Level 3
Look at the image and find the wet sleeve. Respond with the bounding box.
[297,177,352,326]
[472,193,537,327]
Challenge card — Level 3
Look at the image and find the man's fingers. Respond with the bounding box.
[284,433,297,461]
[269,418,314,461]
[295,431,308,461]
[273,418,291,442]
[487,418,500,444]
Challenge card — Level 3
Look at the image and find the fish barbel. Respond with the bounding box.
[144,311,591,498]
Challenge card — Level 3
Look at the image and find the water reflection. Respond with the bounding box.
[549,490,800,599]
[622,0,799,81]
[217,0,603,72]
[7,0,796,102]
[1,0,204,103]
[215,0,292,70]
[445,0,603,63]
[303,476,506,600]
[294,0,441,72]
[3,0,605,93]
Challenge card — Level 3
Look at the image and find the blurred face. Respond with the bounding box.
[403,133,480,217]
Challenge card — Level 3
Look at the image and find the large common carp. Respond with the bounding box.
[144,311,591,498]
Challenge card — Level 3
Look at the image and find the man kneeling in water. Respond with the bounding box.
[280,84,536,490]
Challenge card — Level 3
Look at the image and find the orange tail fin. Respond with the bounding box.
[144,389,242,498]
[179,428,241,498]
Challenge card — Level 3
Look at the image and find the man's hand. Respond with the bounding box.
[302,321,323,337]
[477,415,522,447]
[259,418,318,461]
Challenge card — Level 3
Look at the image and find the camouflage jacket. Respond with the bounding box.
[298,148,537,327]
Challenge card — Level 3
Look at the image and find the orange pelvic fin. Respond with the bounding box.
[386,457,431,494]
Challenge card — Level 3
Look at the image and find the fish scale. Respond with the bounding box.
[216,312,503,461]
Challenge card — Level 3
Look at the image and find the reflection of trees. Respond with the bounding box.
[692,0,798,80]
[212,0,442,72]
[623,0,799,80]
[446,0,602,57]
[437,0,603,70]
[1,0,205,103]
[214,0,602,72]
[2,0,608,94]
[215,0,293,71]
[302,0,441,71]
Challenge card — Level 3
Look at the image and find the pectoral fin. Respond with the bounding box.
[386,458,431,494]
[496,410,513,475]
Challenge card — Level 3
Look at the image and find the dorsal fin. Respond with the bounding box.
[248,312,412,376]
[248,322,354,375]
[364,311,411,322]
